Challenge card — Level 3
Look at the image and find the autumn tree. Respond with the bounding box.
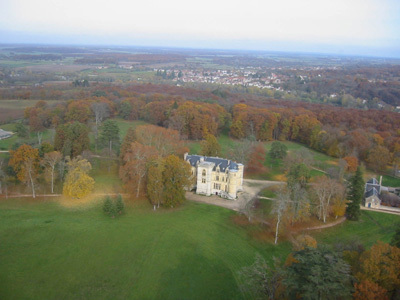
[65,100,91,123]
[353,280,390,300]
[9,144,40,198]
[41,151,62,194]
[54,122,90,157]
[63,156,95,198]
[200,133,221,157]
[246,143,267,174]
[135,125,188,157]
[346,166,364,221]
[99,119,120,156]
[119,142,158,198]
[162,155,191,208]
[367,145,391,172]
[356,241,400,294]
[147,159,164,210]
[120,127,136,161]
[343,156,358,172]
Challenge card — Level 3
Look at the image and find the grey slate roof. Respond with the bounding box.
[365,178,381,194]
[365,187,379,198]
[367,178,379,185]
[186,155,240,172]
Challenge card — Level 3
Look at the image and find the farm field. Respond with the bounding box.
[0,197,398,299]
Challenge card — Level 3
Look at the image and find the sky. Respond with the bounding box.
[0,0,399,57]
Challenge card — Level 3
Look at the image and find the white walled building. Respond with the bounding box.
[185,153,244,199]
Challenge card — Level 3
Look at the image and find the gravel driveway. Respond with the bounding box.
[186,179,285,211]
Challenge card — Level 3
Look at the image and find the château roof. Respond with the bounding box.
[365,187,379,199]
[185,154,242,172]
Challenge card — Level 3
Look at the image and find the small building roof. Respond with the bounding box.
[365,187,379,199]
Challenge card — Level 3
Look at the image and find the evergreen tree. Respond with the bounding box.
[346,166,364,221]
[103,196,113,216]
[115,194,125,214]
[99,120,120,156]
[284,246,352,300]
[15,122,29,138]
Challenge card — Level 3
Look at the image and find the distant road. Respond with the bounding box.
[0,150,9,153]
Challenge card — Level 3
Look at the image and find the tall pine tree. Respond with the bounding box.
[346,166,364,220]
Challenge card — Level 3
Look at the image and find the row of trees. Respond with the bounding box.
[6,143,94,198]
[271,162,364,244]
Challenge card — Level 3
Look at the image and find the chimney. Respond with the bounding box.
[184,152,188,161]
[379,176,382,186]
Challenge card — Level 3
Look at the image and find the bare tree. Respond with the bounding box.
[272,189,290,244]
[91,102,109,150]
[312,176,341,223]
[227,139,255,165]
[289,183,310,223]
[41,151,62,193]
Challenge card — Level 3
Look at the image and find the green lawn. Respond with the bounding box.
[314,210,400,248]
[0,198,291,300]
[0,195,399,299]
[381,175,400,187]
[0,123,54,150]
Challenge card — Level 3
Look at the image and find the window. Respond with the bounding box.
[216,176,219,181]
[202,178,206,183]
[202,169,206,176]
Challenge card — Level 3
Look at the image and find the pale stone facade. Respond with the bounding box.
[185,153,244,199]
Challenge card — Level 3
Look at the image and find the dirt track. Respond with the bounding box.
[186,179,285,211]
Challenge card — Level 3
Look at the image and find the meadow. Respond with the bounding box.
[0,197,398,299]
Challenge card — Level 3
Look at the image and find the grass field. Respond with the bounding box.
[382,175,400,187]
[315,210,400,248]
[0,197,398,299]
[0,198,291,300]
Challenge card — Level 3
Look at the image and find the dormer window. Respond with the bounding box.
[202,170,206,176]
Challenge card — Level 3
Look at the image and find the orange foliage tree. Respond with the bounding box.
[353,280,389,300]
[9,144,40,198]
[356,241,400,294]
